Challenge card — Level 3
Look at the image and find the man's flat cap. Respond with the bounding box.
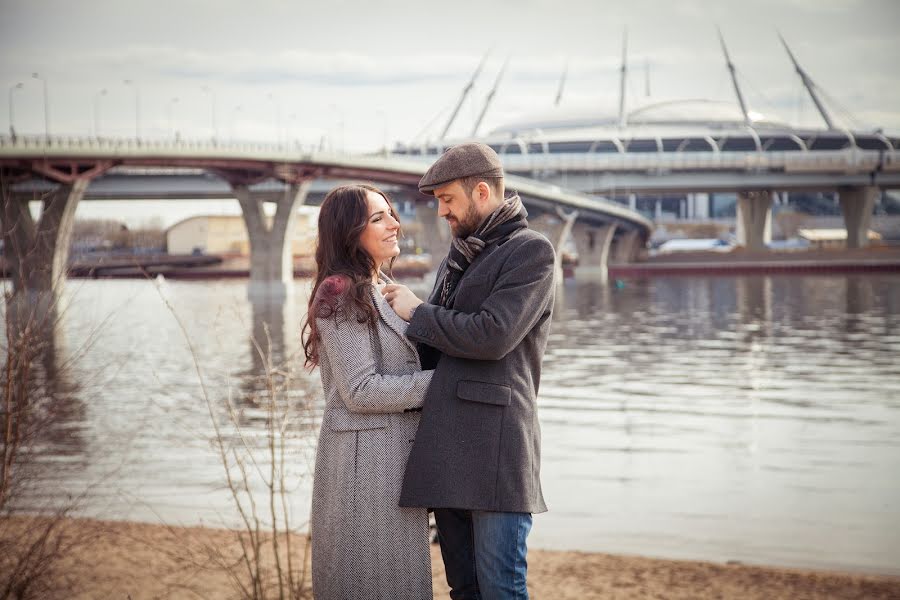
[418,142,504,195]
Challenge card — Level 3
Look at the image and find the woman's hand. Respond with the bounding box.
[381,284,423,321]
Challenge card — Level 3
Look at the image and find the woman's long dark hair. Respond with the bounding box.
[301,184,401,368]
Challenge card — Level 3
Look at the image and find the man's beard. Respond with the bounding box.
[451,202,482,239]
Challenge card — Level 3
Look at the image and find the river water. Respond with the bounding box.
[6,273,900,575]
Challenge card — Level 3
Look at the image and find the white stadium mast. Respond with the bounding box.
[778,32,836,130]
[717,27,752,127]
[618,28,628,127]
[555,59,569,107]
[440,50,491,140]
[472,58,509,137]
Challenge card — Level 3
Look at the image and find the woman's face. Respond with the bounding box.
[359,190,400,266]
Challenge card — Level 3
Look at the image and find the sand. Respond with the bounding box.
[3,517,898,599]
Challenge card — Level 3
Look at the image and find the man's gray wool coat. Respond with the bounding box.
[400,227,555,514]
[311,279,433,600]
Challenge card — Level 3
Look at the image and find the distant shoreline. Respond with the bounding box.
[2,246,900,282]
[610,245,900,277]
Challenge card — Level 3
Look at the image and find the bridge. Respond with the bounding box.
[398,140,900,254]
[0,135,653,301]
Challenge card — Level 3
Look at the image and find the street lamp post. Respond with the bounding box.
[230,104,243,142]
[8,82,23,138]
[266,92,283,147]
[376,109,389,155]
[287,112,298,148]
[31,72,49,140]
[328,104,345,153]
[123,79,141,140]
[93,88,108,138]
[201,85,218,143]
[167,97,180,141]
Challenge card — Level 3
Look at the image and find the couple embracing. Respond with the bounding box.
[301,143,555,600]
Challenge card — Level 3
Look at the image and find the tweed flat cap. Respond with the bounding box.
[418,142,504,195]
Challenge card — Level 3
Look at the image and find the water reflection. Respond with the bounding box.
[2,291,88,510]
[236,295,289,418]
[6,274,899,575]
[845,275,874,316]
[539,274,900,574]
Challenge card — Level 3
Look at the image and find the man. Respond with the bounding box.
[382,143,555,600]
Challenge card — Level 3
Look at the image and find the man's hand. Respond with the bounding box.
[381,284,423,322]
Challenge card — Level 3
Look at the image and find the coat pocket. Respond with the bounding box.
[456,380,511,406]
[325,410,390,432]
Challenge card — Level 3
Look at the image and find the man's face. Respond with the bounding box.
[434,181,483,239]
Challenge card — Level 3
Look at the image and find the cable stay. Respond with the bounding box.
[472,57,509,137]
[439,49,491,140]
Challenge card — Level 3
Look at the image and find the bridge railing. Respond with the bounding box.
[0,134,327,156]
[501,147,900,175]
[4,134,898,177]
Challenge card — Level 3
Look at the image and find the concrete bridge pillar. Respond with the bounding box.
[610,229,644,264]
[522,210,578,284]
[838,186,876,248]
[233,180,311,299]
[411,200,449,259]
[550,209,578,285]
[1,177,89,294]
[572,221,617,282]
[736,191,773,250]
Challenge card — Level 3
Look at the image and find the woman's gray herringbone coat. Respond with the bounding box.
[311,280,433,600]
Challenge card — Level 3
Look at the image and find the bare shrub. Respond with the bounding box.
[155,283,316,600]
[1,174,122,599]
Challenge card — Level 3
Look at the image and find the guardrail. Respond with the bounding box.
[503,147,900,175]
[0,134,315,154]
[3,135,898,177]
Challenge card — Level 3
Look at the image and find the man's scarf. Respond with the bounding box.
[439,194,528,306]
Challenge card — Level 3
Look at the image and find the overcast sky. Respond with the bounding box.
[2,0,898,225]
[2,0,899,148]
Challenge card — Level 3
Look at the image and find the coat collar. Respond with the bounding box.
[370,272,419,356]
[440,234,509,307]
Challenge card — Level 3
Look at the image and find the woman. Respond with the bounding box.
[302,184,433,600]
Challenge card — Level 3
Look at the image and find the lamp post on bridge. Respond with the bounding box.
[93,88,107,138]
[201,85,218,144]
[8,82,23,139]
[167,97,180,142]
[287,112,299,148]
[31,72,49,141]
[266,92,283,148]
[328,103,345,153]
[230,104,243,142]
[123,79,141,140]
[376,109,389,155]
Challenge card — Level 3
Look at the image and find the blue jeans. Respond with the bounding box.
[434,508,532,600]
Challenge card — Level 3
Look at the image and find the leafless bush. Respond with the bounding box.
[1,174,118,599]
[0,290,104,600]
[156,285,316,600]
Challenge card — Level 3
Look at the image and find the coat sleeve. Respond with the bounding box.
[317,312,433,414]
[406,235,555,361]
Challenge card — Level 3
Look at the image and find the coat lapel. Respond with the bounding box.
[427,258,448,305]
[444,241,502,308]
[371,276,419,356]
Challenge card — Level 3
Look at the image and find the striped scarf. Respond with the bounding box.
[439,194,528,306]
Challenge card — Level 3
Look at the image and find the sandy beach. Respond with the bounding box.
[4,516,898,599]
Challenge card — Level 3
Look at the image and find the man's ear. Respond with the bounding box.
[475,181,491,204]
